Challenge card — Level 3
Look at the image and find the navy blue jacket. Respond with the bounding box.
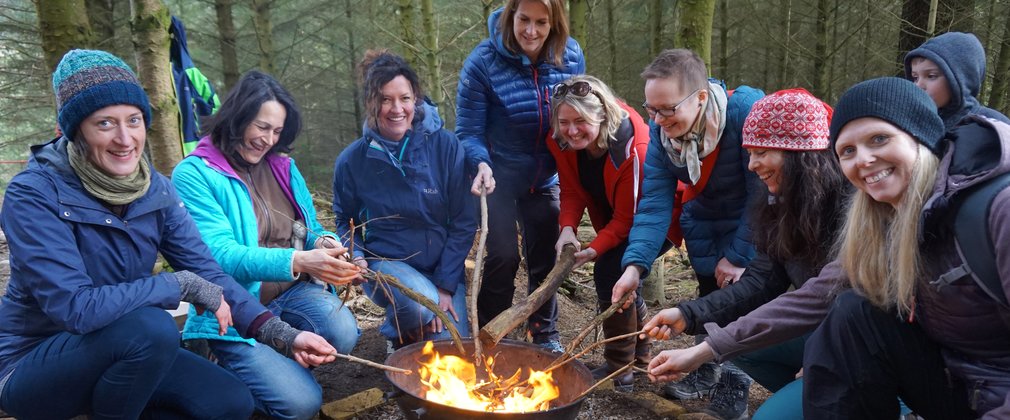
[455,7,585,190]
[622,83,764,277]
[332,100,476,294]
[0,138,268,380]
[904,32,1010,129]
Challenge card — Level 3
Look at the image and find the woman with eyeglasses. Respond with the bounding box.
[614,49,764,417]
[547,75,677,391]
[455,0,585,353]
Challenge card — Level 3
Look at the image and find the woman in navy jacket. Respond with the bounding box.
[455,0,585,351]
[0,49,335,419]
[333,51,476,347]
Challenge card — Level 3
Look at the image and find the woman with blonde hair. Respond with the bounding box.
[548,74,674,390]
[456,0,585,352]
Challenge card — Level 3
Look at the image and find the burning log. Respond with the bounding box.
[467,187,489,367]
[479,244,578,349]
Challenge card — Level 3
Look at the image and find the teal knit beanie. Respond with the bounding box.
[52,49,152,140]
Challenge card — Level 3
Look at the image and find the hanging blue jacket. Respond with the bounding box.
[170,16,220,155]
[622,82,764,278]
[332,100,476,294]
[455,7,585,190]
[0,137,269,380]
[903,32,1010,129]
[172,137,335,342]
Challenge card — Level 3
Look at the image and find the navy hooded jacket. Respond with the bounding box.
[332,99,476,294]
[904,32,1010,129]
[455,7,585,190]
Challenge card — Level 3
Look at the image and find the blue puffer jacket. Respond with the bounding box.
[0,137,268,380]
[622,83,764,277]
[455,7,585,190]
[332,100,477,293]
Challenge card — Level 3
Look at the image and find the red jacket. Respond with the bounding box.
[547,101,681,257]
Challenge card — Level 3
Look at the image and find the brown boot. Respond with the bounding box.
[634,297,652,369]
[591,299,637,391]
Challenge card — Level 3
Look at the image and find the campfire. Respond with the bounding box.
[384,339,592,420]
[417,341,559,412]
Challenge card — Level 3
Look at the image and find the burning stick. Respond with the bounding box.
[467,186,489,367]
[362,269,467,355]
[573,361,635,401]
[330,352,412,375]
[546,329,646,372]
[479,244,578,348]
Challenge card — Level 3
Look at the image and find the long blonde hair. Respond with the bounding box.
[835,143,940,315]
[550,75,628,150]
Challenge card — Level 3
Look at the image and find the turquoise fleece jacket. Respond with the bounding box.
[171,137,335,342]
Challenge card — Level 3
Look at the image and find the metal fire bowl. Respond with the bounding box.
[384,338,593,420]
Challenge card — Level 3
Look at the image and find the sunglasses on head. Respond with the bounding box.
[552,81,593,99]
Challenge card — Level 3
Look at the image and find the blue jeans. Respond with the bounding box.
[0,307,253,419]
[364,260,470,346]
[209,281,359,420]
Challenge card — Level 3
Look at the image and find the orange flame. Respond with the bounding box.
[417,341,560,412]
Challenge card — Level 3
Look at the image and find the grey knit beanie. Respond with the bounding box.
[829,77,945,156]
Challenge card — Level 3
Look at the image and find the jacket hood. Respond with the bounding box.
[169,16,195,69]
[29,137,78,182]
[363,96,443,142]
[904,32,986,128]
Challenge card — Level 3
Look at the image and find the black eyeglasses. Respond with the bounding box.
[552,81,593,99]
[642,88,701,118]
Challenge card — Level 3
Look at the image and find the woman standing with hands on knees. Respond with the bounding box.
[0,50,335,420]
[456,0,585,353]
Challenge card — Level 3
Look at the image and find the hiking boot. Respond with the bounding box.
[591,364,634,392]
[534,337,564,354]
[663,361,720,400]
[699,367,752,420]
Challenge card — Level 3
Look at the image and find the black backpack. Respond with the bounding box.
[952,172,1010,308]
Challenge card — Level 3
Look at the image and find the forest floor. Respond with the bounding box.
[0,212,771,420]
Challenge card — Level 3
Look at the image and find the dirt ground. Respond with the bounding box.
[0,217,770,420]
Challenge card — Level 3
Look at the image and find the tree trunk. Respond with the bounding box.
[649,0,663,56]
[252,0,276,75]
[778,0,793,87]
[676,0,717,68]
[811,0,830,98]
[989,7,1010,114]
[717,0,728,79]
[979,0,999,103]
[568,0,588,47]
[419,0,442,106]
[860,0,873,80]
[214,0,240,93]
[397,0,419,70]
[36,0,93,73]
[86,0,115,50]
[345,0,362,136]
[605,0,616,82]
[131,0,182,175]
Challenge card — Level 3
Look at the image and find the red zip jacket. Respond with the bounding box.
[547,101,681,257]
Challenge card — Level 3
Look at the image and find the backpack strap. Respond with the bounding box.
[953,172,1010,308]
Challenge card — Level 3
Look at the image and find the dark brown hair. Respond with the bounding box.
[357,49,423,131]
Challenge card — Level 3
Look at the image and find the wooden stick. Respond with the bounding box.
[362,269,467,355]
[547,329,646,372]
[573,361,634,401]
[467,186,489,367]
[331,352,412,375]
[564,290,633,355]
[479,244,577,348]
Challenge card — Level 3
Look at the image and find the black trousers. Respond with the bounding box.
[803,290,973,419]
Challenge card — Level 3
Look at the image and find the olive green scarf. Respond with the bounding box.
[67,140,151,205]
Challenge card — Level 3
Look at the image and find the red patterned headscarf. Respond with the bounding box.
[742,88,832,151]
